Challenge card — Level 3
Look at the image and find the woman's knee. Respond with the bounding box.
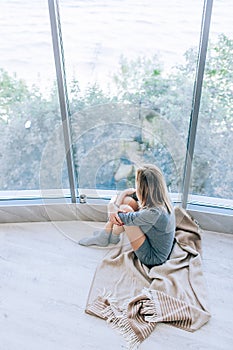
[119,204,134,212]
[122,196,139,211]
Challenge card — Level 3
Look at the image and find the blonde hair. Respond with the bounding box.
[136,164,173,213]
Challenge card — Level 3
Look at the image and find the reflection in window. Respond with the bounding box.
[71,103,184,194]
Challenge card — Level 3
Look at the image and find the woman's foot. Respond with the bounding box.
[93,230,120,244]
[78,229,120,246]
[78,229,109,247]
[109,232,121,244]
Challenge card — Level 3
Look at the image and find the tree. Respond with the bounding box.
[0,71,63,190]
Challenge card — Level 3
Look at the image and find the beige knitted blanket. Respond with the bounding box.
[85,207,211,349]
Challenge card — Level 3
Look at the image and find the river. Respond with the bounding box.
[0,0,232,93]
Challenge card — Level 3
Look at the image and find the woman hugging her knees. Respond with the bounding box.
[78,164,175,268]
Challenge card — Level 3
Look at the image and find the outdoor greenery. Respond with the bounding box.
[0,34,232,199]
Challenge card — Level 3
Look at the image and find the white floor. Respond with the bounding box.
[0,220,233,350]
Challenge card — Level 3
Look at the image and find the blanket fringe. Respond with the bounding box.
[141,288,162,322]
[142,288,193,329]
[97,288,118,303]
[102,305,141,349]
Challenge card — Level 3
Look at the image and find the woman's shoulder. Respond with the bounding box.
[144,205,167,212]
[140,206,164,218]
[145,205,174,217]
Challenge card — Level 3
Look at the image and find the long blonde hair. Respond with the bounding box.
[136,164,173,213]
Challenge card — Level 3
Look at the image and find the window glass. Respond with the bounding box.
[190,0,233,204]
[59,0,204,196]
[0,0,69,200]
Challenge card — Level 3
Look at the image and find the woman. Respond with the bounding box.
[79,164,175,267]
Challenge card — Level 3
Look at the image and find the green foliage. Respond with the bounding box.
[0,69,29,122]
[113,55,168,106]
[69,80,114,113]
[193,34,233,197]
[110,34,233,198]
[0,73,62,190]
[204,34,233,129]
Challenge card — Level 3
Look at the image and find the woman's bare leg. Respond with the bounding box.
[112,224,125,235]
[110,203,134,236]
[114,204,146,250]
[123,226,146,250]
[104,195,138,234]
[121,195,139,211]
[78,196,138,246]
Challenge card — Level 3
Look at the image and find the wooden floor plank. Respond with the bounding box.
[0,221,232,349]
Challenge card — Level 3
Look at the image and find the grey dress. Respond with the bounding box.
[118,206,175,267]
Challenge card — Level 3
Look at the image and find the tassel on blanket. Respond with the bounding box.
[92,287,193,348]
[102,304,143,350]
[142,288,193,330]
[100,291,157,349]
[85,288,117,319]
[140,288,163,322]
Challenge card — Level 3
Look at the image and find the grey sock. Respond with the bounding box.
[78,229,109,247]
[93,230,107,236]
[93,230,120,245]
[109,232,120,244]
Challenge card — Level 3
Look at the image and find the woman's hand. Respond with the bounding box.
[108,188,135,226]
[108,202,124,226]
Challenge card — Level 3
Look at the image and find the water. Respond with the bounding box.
[0,0,232,94]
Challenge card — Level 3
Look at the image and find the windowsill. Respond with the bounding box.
[0,190,232,234]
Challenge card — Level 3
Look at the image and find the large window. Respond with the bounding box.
[190,0,233,204]
[0,0,232,211]
[58,0,203,197]
[0,0,69,200]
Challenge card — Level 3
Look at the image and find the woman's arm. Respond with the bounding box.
[118,208,161,228]
[108,188,136,226]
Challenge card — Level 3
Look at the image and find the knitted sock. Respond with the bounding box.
[109,232,121,244]
[78,229,109,247]
[93,230,120,245]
